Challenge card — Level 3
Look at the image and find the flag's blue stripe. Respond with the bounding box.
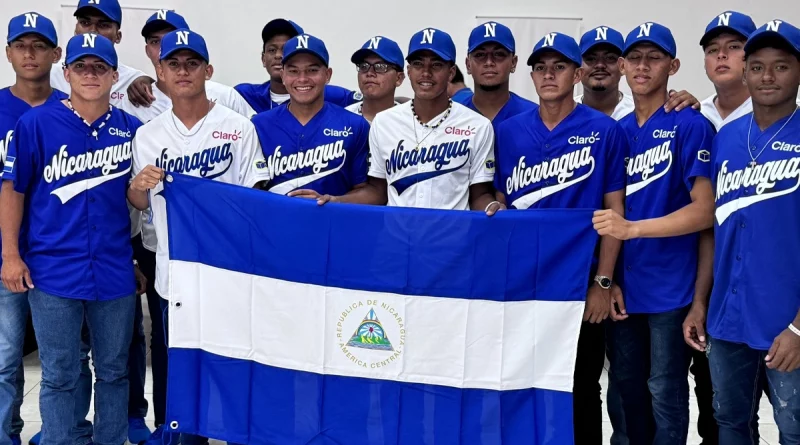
[164,173,598,303]
[166,348,574,445]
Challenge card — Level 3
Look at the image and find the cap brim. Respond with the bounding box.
[406,48,453,62]
[74,6,119,24]
[467,39,514,54]
[283,49,328,66]
[744,31,800,56]
[622,39,675,58]
[7,30,56,47]
[527,48,581,66]
[160,47,208,62]
[66,51,116,68]
[261,19,300,43]
[141,20,174,38]
[699,27,748,47]
[351,48,378,64]
[580,41,623,56]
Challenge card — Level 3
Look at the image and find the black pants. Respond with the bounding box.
[573,321,606,445]
[690,348,719,445]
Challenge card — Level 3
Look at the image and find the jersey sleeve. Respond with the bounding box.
[226,88,257,119]
[326,85,359,107]
[679,114,716,190]
[470,121,495,185]
[367,117,387,179]
[239,121,270,187]
[604,123,628,194]
[6,117,39,194]
[348,118,369,187]
[492,123,506,194]
[130,132,145,182]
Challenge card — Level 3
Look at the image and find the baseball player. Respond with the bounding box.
[703,19,800,444]
[0,33,142,445]
[251,34,370,200]
[591,22,716,445]
[493,32,626,445]
[234,19,360,113]
[304,28,499,213]
[460,22,537,126]
[0,13,66,445]
[51,0,148,108]
[345,36,405,123]
[698,11,757,130]
[127,29,269,445]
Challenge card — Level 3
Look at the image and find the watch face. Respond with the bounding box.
[599,277,611,288]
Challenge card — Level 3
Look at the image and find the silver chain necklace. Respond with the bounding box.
[67,99,112,140]
[746,106,798,167]
[170,100,212,138]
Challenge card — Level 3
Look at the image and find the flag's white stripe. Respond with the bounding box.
[168,260,584,393]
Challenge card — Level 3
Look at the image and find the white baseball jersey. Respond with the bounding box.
[575,91,635,121]
[700,95,753,131]
[131,103,269,298]
[368,101,495,210]
[345,101,400,122]
[124,81,256,252]
[119,81,255,123]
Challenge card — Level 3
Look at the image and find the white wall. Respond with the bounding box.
[1,0,798,101]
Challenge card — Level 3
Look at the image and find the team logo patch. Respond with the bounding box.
[254,159,268,171]
[698,150,710,162]
[337,299,404,369]
[353,92,364,101]
[485,159,495,172]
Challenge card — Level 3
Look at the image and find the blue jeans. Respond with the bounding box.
[72,329,93,445]
[607,305,692,445]
[0,284,28,445]
[28,288,135,445]
[708,337,800,445]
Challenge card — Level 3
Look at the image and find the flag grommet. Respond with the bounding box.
[174,301,182,308]
[169,421,179,430]
[166,174,174,183]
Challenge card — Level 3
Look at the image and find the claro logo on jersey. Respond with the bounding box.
[265,140,348,195]
[506,145,596,209]
[444,126,476,137]
[715,157,800,224]
[386,139,470,194]
[108,127,131,138]
[625,141,673,196]
[212,130,241,141]
[45,143,133,204]
[155,143,233,179]
[773,140,800,153]
[324,127,353,137]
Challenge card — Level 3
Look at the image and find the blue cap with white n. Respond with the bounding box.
[283,34,329,66]
[159,29,209,62]
[623,22,677,58]
[407,28,456,62]
[468,21,515,53]
[261,19,303,44]
[527,32,582,66]
[351,36,404,68]
[580,26,625,55]
[142,9,190,37]
[75,0,122,25]
[744,19,800,57]
[700,11,756,47]
[65,33,117,68]
[7,12,58,47]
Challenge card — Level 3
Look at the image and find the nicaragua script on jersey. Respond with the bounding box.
[44,143,132,183]
[267,140,346,178]
[155,144,233,179]
[386,139,470,175]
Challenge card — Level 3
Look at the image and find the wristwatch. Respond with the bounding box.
[594,275,612,290]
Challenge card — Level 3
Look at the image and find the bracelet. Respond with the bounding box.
[789,323,800,337]
[485,201,500,212]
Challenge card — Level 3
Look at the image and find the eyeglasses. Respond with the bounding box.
[67,61,112,76]
[356,62,396,74]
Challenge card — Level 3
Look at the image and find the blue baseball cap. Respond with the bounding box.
[744,19,800,57]
[468,21,515,53]
[407,28,456,62]
[142,10,189,38]
[282,34,329,66]
[7,12,58,47]
[351,36,404,68]
[75,0,122,25]
[261,18,303,44]
[580,26,625,56]
[700,11,756,47]
[623,22,677,58]
[527,32,582,66]
[159,29,209,62]
[65,33,117,68]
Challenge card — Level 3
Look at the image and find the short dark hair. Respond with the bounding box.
[452,65,465,84]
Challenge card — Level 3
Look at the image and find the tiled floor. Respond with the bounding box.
[15,302,782,445]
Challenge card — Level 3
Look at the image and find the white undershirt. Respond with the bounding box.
[270,90,290,105]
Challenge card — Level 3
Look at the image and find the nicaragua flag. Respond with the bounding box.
[163,173,597,445]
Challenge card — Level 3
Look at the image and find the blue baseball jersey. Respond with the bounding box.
[619,107,715,314]
[234,81,360,114]
[0,87,67,269]
[451,87,473,104]
[252,102,370,195]
[5,103,142,300]
[708,112,800,350]
[495,104,626,210]
[458,92,538,128]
